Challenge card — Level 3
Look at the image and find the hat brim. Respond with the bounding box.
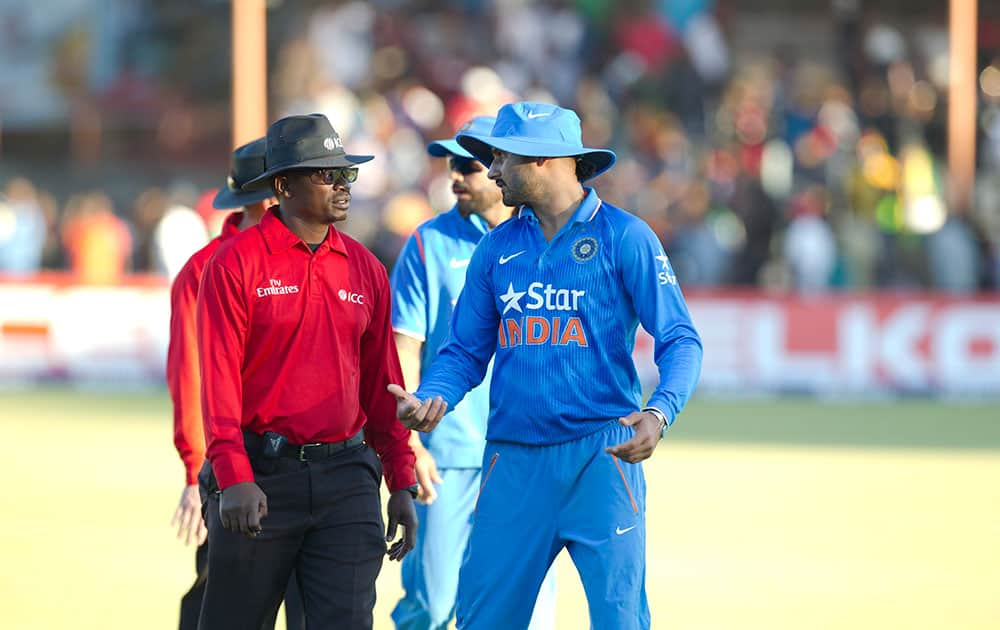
[427,139,474,159]
[243,153,374,190]
[211,185,275,210]
[455,133,616,180]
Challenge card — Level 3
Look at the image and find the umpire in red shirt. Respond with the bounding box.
[168,138,304,629]
[196,113,419,629]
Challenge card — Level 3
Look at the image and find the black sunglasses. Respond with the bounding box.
[448,157,482,175]
[293,167,359,185]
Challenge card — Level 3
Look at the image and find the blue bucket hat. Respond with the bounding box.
[427,115,497,158]
[455,102,616,180]
[212,138,276,209]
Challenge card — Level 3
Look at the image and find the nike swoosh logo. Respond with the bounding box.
[449,258,470,269]
[616,525,637,535]
[498,251,526,265]
[526,112,548,119]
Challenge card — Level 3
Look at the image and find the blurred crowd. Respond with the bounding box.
[2,0,999,292]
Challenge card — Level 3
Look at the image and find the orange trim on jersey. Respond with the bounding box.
[475,452,500,514]
[414,230,425,264]
[612,454,639,514]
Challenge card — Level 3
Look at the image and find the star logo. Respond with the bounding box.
[655,253,677,286]
[499,282,526,315]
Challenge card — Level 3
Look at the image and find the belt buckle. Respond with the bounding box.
[298,443,319,461]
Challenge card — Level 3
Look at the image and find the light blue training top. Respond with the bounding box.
[391,206,493,467]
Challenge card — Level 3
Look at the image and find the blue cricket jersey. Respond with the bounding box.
[391,206,493,467]
[415,188,703,445]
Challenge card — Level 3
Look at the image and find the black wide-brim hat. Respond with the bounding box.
[212,138,277,209]
[244,113,373,189]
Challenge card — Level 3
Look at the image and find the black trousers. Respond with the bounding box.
[197,443,387,630]
[178,540,305,630]
[183,463,306,630]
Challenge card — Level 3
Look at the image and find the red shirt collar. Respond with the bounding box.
[258,207,349,256]
[219,211,244,240]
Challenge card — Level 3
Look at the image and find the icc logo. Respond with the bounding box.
[338,289,365,304]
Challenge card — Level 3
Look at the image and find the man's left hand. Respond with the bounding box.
[171,484,208,546]
[385,489,418,561]
[605,411,661,463]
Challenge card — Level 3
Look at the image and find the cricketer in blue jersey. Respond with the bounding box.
[388,102,703,630]
[390,115,556,630]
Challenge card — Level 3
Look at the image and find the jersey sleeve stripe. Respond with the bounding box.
[414,230,425,264]
[392,327,427,342]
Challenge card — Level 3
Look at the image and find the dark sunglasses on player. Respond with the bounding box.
[448,157,482,175]
[297,167,359,185]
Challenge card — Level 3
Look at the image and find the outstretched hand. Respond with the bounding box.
[605,411,661,463]
[387,384,448,432]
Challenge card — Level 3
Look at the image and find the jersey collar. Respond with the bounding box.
[259,207,348,256]
[219,211,244,240]
[517,186,602,224]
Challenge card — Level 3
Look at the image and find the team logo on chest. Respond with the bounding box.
[572,236,598,262]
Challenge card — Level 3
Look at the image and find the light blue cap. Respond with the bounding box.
[456,102,616,180]
[427,115,497,159]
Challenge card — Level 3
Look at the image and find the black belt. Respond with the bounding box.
[243,430,365,462]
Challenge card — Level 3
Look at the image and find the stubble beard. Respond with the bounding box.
[458,188,499,216]
[500,185,523,209]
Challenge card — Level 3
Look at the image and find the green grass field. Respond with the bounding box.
[1,388,998,629]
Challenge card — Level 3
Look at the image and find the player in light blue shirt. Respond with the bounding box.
[389,102,703,630]
[390,116,555,630]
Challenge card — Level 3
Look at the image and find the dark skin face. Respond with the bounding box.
[272,168,354,243]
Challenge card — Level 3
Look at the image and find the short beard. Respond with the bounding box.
[501,185,529,209]
[458,190,500,216]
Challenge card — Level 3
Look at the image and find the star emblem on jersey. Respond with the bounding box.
[499,282,526,315]
[572,236,598,262]
[655,253,677,285]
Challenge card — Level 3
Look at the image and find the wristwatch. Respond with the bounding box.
[402,484,420,499]
[642,406,669,440]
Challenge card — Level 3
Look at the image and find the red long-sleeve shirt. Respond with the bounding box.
[196,208,415,491]
[166,212,243,485]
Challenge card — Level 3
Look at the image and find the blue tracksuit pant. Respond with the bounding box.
[393,468,557,629]
[456,421,649,630]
